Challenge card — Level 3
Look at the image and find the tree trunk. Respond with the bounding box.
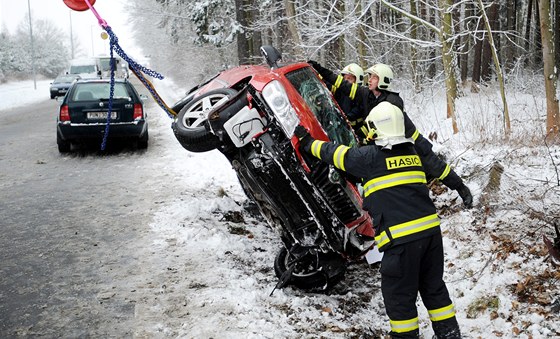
[534,0,543,66]
[478,0,511,136]
[538,0,560,137]
[525,0,534,66]
[439,0,458,133]
[427,4,437,78]
[471,7,484,93]
[235,0,250,65]
[460,2,474,85]
[480,2,497,82]
[410,0,420,92]
[250,2,262,61]
[284,0,302,57]
[505,0,518,72]
[555,0,560,70]
[356,0,366,67]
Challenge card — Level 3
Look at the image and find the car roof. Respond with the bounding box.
[74,78,128,85]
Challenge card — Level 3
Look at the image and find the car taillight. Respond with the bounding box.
[133,103,143,120]
[59,105,70,121]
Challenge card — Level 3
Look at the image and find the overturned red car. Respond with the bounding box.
[171,46,375,291]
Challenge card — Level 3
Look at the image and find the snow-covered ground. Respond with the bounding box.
[1,77,559,338]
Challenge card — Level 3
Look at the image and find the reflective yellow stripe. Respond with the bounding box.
[330,84,337,94]
[412,129,420,141]
[429,304,456,322]
[334,75,343,88]
[438,164,451,180]
[311,140,324,159]
[390,317,419,333]
[349,83,358,100]
[333,145,350,171]
[375,213,440,248]
[364,171,427,197]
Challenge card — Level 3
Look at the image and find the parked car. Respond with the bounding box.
[67,58,100,80]
[56,78,149,152]
[171,46,375,291]
[50,74,80,99]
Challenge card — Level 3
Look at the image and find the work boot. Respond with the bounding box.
[432,318,461,339]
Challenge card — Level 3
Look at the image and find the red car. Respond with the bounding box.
[172,46,374,291]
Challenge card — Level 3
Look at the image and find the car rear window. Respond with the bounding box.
[69,65,97,74]
[285,67,358,147]
[71,83,132,101]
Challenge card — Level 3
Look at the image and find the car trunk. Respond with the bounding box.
[68,98,135,124]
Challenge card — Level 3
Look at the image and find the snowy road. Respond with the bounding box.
[0,81,197,336]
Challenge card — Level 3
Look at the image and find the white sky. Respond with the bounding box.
[0,0,142,58]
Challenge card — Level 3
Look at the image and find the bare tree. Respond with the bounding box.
[538,0,560,138]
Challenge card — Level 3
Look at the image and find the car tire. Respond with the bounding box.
[172,88,238,153]
[137,130,149,149]
[273,246,347,292]
[57,132,71,153]
[50,94,55,99]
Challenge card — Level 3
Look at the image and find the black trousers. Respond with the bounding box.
[380,232,461,338]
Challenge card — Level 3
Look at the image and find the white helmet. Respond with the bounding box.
[341,63,364,85]
[365,101,410,147]
[365,63,394,90]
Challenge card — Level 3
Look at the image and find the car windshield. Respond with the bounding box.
[71,83,132,101]
[285,67,358,147]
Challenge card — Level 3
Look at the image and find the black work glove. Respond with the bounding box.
[294,125,313,150]
[456,183,473,208]
[307,60,320,69]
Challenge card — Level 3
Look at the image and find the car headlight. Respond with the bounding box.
[51,87,58,90]
[262,80,299,137]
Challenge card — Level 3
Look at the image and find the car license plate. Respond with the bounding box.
[87,112,117,119]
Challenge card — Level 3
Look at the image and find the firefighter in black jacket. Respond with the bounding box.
[308,60,473,208]
[321,63,364,130]
[295,101,461,338]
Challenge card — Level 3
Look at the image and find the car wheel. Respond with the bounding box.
[137,130,149,149]
[57,132,71,153]
[172,88,238,153]
[273,246,347,292]
[51,94,55,99]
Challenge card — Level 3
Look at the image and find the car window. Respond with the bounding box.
[72,83,132,101]
[285,67,358,147]
[70,65,97,74]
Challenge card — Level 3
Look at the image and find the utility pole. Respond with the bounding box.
[69,10,74,59]
[27,0,36,89]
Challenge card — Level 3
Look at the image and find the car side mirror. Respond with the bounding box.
[260,45,282,69]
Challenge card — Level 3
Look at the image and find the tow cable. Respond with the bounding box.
[64,0,177,150]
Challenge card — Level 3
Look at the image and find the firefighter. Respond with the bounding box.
[295,101,462,338]
[325,63,364,124]
[308,60,473,208]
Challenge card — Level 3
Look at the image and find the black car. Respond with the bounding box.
[50,74,80,99]
[56,78,149,152]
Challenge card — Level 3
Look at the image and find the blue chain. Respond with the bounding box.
[100,26,172,150]
[100,38,116,151]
